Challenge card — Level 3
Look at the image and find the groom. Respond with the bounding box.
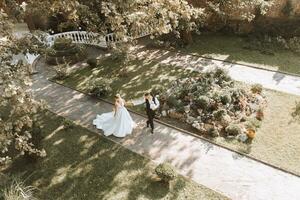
[144,92,160,134]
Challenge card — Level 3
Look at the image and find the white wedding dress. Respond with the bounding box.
[93,100,135,137]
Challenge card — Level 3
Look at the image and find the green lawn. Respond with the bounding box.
[174,33,300,75]
[58,58,198,100]
[2,111,227,200]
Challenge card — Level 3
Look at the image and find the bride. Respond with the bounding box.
[93,94,136,137]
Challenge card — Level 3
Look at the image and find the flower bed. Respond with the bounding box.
[157,68,267,142]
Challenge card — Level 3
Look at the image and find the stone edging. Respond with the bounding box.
[32,55,300,179]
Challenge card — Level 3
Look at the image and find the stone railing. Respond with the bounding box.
[38,29,152,48]
[46,31,107,48]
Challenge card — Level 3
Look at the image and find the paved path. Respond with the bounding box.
[30,57,300,200]
[134,48,300,96]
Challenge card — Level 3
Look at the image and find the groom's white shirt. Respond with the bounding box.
[149,96,160,110]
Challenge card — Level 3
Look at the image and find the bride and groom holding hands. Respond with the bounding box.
[93,92,160,138]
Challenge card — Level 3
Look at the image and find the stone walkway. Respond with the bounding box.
[31,57,300,200]
[134,47,300,96]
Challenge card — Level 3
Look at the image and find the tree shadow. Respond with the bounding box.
[3,111,194,200]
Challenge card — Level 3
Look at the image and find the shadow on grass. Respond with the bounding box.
[56,55,200,101]
[4,111,214,200]
[175,34,300,76]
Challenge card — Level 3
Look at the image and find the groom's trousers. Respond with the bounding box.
[146,111,155,131]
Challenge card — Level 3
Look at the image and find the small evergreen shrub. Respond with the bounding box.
[245,118,262,130]
[209,128,220,137]
[213,109,226,121]
[166,96,181,108]
[220,92,232,105]
[87,78,112,98]
[87,58,97,68]
[195,96,210,110]
[225,124,242,136]
[155,162,177,183]
[62,118,74,130]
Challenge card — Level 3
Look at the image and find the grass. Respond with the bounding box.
[54,55,300,176]
[174,33,300,75]
[2,111,227,200]
[56,56,199,113]
[214,89,300,175]
[59,58,198,100]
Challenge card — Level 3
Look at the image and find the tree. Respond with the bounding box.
[0,10,46,166]
[100,0,206,43]
[23,0,205,44]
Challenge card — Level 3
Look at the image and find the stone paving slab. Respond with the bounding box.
[31,60,300,200]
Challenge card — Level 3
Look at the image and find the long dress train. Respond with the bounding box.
[93,100,135,137]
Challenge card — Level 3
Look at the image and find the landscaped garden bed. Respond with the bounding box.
[51,48,300,176]
[1,111,228,200]
[156,69,266,142]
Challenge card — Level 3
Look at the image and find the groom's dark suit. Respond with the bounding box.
[145,96,157,133]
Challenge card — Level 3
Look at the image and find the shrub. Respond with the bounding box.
[251,84,263,94]
[282,0,293,16]
[87,78,112,98]
[155,162,177,183]
[46,38,87,65]
[53,38,73,50]
[195,96,210,110]
[87,58,97,68]
[151,86,164,96]
[166,96,181,108]
[62,118,74,130]
[225,123,242,136]
[54,63,69,80]
[214,68,231,83]
[220,92,232,105]
[209,128,220,137]
[245,118,262,130]
[213,109,226,121]
[292,101,300,121]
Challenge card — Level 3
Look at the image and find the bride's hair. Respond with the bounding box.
[115,94,121,99]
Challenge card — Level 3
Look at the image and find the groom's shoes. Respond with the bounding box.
[150,129,154,134]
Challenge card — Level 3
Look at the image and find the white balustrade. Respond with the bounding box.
[38,29,152,48]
